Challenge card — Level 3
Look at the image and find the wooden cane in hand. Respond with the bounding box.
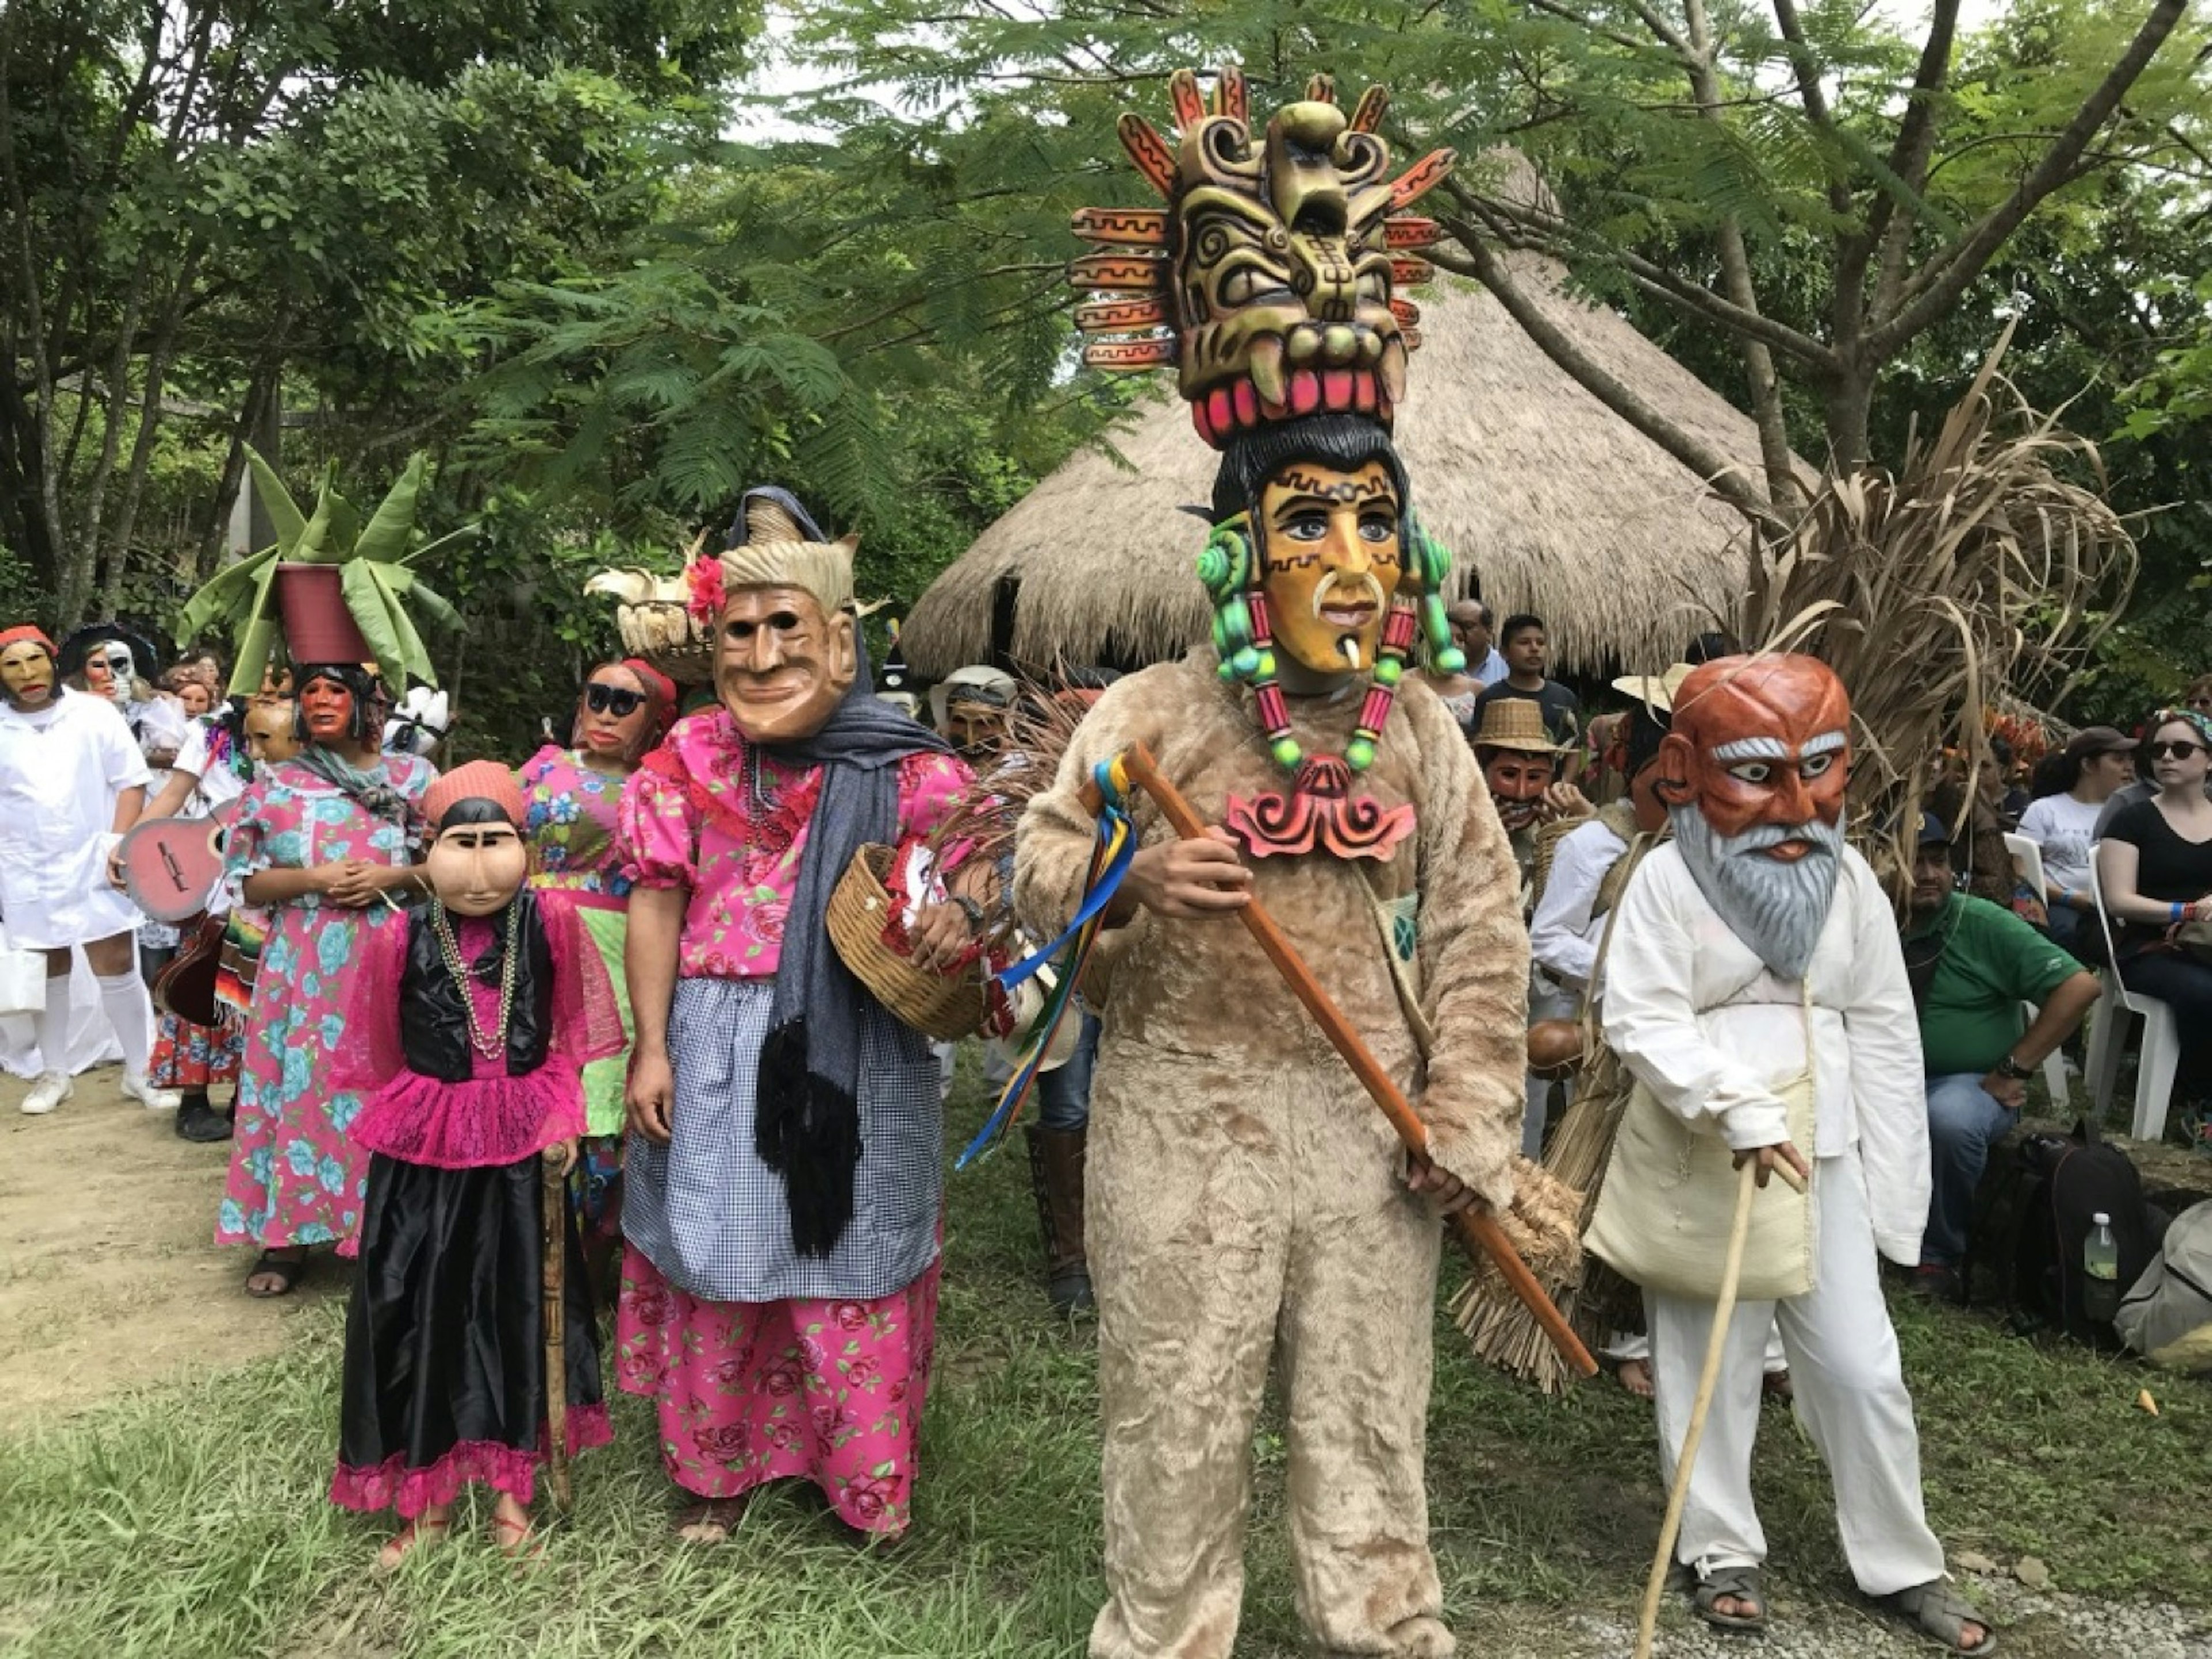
[1094,742,1596,1378]
[540,1144,573,1516]
[1634,1157,1760,1659]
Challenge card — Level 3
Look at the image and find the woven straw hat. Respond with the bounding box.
[1471,695,1567,754]
[720,490,858,618]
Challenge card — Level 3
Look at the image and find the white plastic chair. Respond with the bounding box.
[2000,831,2078,1107]
[2083,843,2181,1141]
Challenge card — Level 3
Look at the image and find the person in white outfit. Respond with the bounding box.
[0,625,175,1115]
[1599,653,1993,1654]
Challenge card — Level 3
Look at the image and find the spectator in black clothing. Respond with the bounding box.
[1474,613,1582,759]
[2096,709,2212,1148]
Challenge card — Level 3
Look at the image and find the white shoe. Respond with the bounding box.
[120,1072,181,1111]
[21,1070,73,1115]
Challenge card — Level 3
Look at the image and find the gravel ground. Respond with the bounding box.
[1422,1565,2212,1657]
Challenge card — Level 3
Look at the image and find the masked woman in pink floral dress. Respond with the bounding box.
[517,658,677,1260]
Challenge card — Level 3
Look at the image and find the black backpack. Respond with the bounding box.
[2006,1123,2161,1346]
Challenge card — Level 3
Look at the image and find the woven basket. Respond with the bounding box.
[827,843,988,1040]
[615,599,717,687]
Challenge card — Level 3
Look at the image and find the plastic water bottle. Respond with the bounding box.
[2083,1211,2120,1324]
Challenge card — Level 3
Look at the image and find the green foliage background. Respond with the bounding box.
[3,0,2210,755]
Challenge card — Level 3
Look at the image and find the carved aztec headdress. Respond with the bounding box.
[1069,66,1454,448]
[1068,69,1463,862]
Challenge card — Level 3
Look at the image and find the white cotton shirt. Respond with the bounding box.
[0,689,150,949]
[2016,792,2101,898]
[1599,840,1931,1266]
[1528,815,1627,994]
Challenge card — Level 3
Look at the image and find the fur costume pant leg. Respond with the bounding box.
[1086,1053,1290,1659]
[1646,1150,1946,1595]
[1279,1179,1450,1657]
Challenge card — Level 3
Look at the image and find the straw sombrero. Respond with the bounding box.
[1471,696,1568,754]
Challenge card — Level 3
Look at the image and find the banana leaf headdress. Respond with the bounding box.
[1070,68,1464,857]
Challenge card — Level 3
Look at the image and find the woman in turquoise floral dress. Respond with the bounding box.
[216,665,436,1297]
[518,658,677,1259]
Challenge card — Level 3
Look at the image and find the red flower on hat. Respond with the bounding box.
[685,555,726,626]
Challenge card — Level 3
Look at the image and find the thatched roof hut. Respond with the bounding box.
[903,240,1812,680]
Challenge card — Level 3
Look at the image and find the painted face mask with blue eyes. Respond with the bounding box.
[1256,459,1403,678]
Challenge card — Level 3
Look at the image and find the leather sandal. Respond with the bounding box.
[244,1249,307,1298]
[1690,1564,1768,1633]
[1883,1580,1998,1654]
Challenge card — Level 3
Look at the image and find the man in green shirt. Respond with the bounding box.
[1902,813,2100,1301]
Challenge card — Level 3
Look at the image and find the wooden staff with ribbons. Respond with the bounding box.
[1081,741,1597,1378]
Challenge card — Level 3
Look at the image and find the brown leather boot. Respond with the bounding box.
[1026,1123,1094,1313]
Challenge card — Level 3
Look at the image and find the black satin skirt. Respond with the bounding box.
[335,1152,603,1510]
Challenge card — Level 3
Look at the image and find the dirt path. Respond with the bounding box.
[0,1067,332,1423]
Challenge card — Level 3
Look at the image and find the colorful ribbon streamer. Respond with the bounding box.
[955,757,1135,1169]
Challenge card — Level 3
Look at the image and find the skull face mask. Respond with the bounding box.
[1657,654,1853,980]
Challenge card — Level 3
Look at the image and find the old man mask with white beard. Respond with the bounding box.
[1654,654,1853,980]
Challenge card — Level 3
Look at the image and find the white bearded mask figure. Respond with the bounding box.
[1654,654,1855,980]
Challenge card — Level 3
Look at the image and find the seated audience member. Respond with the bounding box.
[1903,815,2098,1301]
[2018,726,2137,950]
[2097,704,2212,837]
[2097,710,2212,1150]
[1474,613,1581,756]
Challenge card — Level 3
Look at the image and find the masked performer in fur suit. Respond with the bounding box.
[1596,654,1994,1653]
[1017,70,1528,1659]
[328,762,621,1566]
[615,490,980,1546]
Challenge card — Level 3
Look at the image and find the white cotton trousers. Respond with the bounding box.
[1645,1148,1945,1597]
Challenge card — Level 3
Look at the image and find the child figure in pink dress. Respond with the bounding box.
[328,762,623,1567]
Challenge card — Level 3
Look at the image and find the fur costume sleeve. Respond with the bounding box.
[1397,681,1530,1215]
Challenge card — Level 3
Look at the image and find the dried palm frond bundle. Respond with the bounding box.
[1452,1033,1635,1394]
[1730,328,2137,896]
[922,674,1101,956]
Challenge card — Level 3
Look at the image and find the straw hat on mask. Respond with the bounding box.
[715,487,858,618]
[1471,696,1569,755]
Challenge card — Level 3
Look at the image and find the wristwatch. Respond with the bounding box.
[1995,1055,2035,1082]
[952,894,988,933]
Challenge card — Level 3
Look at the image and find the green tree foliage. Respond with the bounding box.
[0,0,754,624]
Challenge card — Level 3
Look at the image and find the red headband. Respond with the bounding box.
[0,625,56,658]
[620,657,680,738]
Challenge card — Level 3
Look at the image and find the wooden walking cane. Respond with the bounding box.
[1634,1158,1760,1659]
[540,1144,573,1516]
[1092,742,1596,1378]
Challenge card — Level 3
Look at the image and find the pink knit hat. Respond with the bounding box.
[423,760,525,831]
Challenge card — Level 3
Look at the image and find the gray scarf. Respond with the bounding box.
[755,667,952,1257]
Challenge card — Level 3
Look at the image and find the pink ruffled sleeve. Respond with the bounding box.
[543,892,626,1069]
[619,760,698,889]
[330,910,411,1095]
[898,750,974,839]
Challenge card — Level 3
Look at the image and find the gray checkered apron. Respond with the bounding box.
[622,975,943,1302]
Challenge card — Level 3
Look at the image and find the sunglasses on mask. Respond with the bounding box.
[585,684,647,718]
[2146,740,2207,761]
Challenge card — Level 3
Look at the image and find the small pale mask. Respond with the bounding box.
[425,808,531,917]
[1,640,55,709]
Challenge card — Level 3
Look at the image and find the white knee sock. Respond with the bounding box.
[94,969,154,1079]
[32,972,71,1074]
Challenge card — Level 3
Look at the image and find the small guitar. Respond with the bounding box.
[118,802,239,923]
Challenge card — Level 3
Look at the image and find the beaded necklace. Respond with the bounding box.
[430,900,522,1059]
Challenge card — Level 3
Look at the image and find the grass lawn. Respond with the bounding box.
[2,1065,2209,1658]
